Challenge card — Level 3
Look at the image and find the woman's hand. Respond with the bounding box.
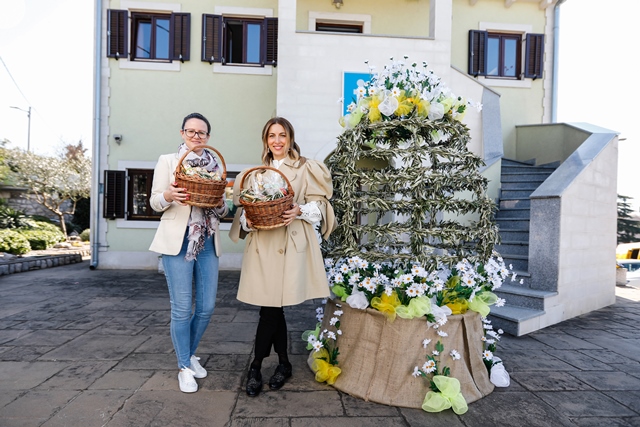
[164,182,189,205]
[282,203,302,226]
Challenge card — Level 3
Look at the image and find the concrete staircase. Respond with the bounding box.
[488,159,559,335]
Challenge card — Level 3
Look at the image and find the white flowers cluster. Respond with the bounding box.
[340,56,481,128]
[307,302,343,353]
[412,326,460,379]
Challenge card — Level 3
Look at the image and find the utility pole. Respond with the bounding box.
[10,105,31,152]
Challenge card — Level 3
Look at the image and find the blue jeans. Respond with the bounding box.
[162,232,219,369]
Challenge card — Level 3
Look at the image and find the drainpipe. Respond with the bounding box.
[90,0,102,270]
[551,0,567,122]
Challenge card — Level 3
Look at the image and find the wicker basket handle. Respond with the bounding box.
[239,166,294,197]
[174,145,227,181]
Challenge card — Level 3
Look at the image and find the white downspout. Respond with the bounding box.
[90,0,102,269]
[551,0,567,122]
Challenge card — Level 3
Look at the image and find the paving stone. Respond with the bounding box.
[605,391,640,413]
[35,361,117,390]
[205,353,250,371]
[542,349,614,371]
[291,417,409,426]
[400,407,466,426]
[570,371,640,391]
[499,350,579,372]
[510,371,594,391]
[234,391,343,418]
[461,391,576,426]
[536,391,637,417]
[38,390,132,427]
[105,390,236,427]
[132,336,174,353]
[341,392,402,417]
[567,418,635,427]
[0,361,68,390]
[529,332,604,350]
[40,334,149,361]
[0,330,33,345]
[9,329,85,346]
[0,346,56,361]
[231,418,290,427]
[610,363,640,378]
[0,390,23,410]
[197,340,254,355]
[88,370,155,390]
[115,353,176,370]
[0,389,79,424]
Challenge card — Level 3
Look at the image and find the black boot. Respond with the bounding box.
[246,368,263,397]
[268,362,292,390]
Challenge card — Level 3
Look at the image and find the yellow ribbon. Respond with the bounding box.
[421,375,468,415]
[468,291,498,318]
[310,348,341,385]
[445,299,469,315]
[371,291,401,322]
[396,295,432,319]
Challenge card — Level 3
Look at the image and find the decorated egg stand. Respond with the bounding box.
[303,58,510,414]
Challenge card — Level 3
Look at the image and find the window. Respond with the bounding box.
[202,15,278,66]
[315,21,363,33]
[103,169,160,221]
[107,9,191,62]
[127,169,162,220]
[468,30,544,80]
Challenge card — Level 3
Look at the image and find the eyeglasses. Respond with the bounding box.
[183,129,210,139]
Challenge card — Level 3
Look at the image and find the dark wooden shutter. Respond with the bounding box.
[468,30,488,76]
[264,18,278,66]
[202,14,223,63]
[107,9,128,59]
[104,170,126,219]
[524,33,545,79]
[170,13,190,62]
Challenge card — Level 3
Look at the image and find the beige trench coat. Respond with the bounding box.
[229,158,337,307]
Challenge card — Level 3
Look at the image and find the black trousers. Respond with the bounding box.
[253,306,288,360]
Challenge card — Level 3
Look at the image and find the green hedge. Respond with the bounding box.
[16,229,64,251]
[0,229,31,255]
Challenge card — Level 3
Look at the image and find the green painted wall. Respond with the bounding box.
[296,0,431,37]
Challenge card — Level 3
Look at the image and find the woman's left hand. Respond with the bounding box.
[282,203,301,226]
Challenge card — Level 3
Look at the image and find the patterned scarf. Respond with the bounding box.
[178,143,222,261]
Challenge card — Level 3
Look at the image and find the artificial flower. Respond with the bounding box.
[311,348,342,385]
[468,291,498,318]
[346,289,370,309]
[378,95,399,117]
[489,357,510,387]
[301,323,322,350]
[421,375,468,414]
[371,290,401,322]
[396,295,432,319]
[445,299,469,315]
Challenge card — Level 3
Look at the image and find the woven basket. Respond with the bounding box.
[174,145,227,208]
[239,166,294,230]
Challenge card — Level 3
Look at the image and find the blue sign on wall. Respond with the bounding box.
[342,72,371,116]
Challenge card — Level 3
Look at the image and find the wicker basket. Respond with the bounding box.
[239,166,294,230]
[174,145,227,208]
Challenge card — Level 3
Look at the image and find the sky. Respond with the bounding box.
[0,0,636,207]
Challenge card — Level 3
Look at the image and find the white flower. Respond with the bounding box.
[450,350,461,360]
[316,313,324,322]
[495,298,506,307]
[483,350,493,360]
[316,307,324,314]
[329,317,339,326]
[333,310,343,316]
[437,330,448,337]
[356,86,367,98]
[313,341,324,352]
[428,102,445,120]
[347,102,356,113]
[412,366,421,378]
[327,331,337,340]
[489,357,510,387]
[337,329,342,335]
[378,95,399,116]
[346,289,370,309]
[391,87,402,97]
[432,350,440,356]
[307,335,317,344]
[422,338,431,348]
[422,360,437,373]
[333,273,344,283]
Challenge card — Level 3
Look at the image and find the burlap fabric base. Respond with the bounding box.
[310,298,494,408]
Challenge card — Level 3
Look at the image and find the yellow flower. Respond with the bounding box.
[371,290,401,322]
[311,349,341,384]
[367,96,382,122]
[394,99,414,117]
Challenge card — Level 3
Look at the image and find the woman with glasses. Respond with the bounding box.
[229,116,337,397]
[149,112,228,393]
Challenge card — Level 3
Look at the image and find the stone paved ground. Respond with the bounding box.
[2,261,640,426]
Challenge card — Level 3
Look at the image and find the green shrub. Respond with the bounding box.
[0,229,31,255]
[17,229,64,250]
[0,205,31,229]
[30,220,65,236]
[79,229,90,242]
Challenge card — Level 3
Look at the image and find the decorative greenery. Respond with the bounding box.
[303,301,343,385]
[17,228,65,250]
[325,60,498,268]
[79,229,90,242]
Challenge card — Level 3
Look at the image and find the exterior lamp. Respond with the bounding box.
[10,105,32,152]
[332,0,343,8]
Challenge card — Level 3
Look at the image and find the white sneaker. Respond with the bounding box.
[178,367,198,393]
[190,355,208,379]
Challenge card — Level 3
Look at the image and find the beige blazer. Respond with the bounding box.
[148,153,226,257]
